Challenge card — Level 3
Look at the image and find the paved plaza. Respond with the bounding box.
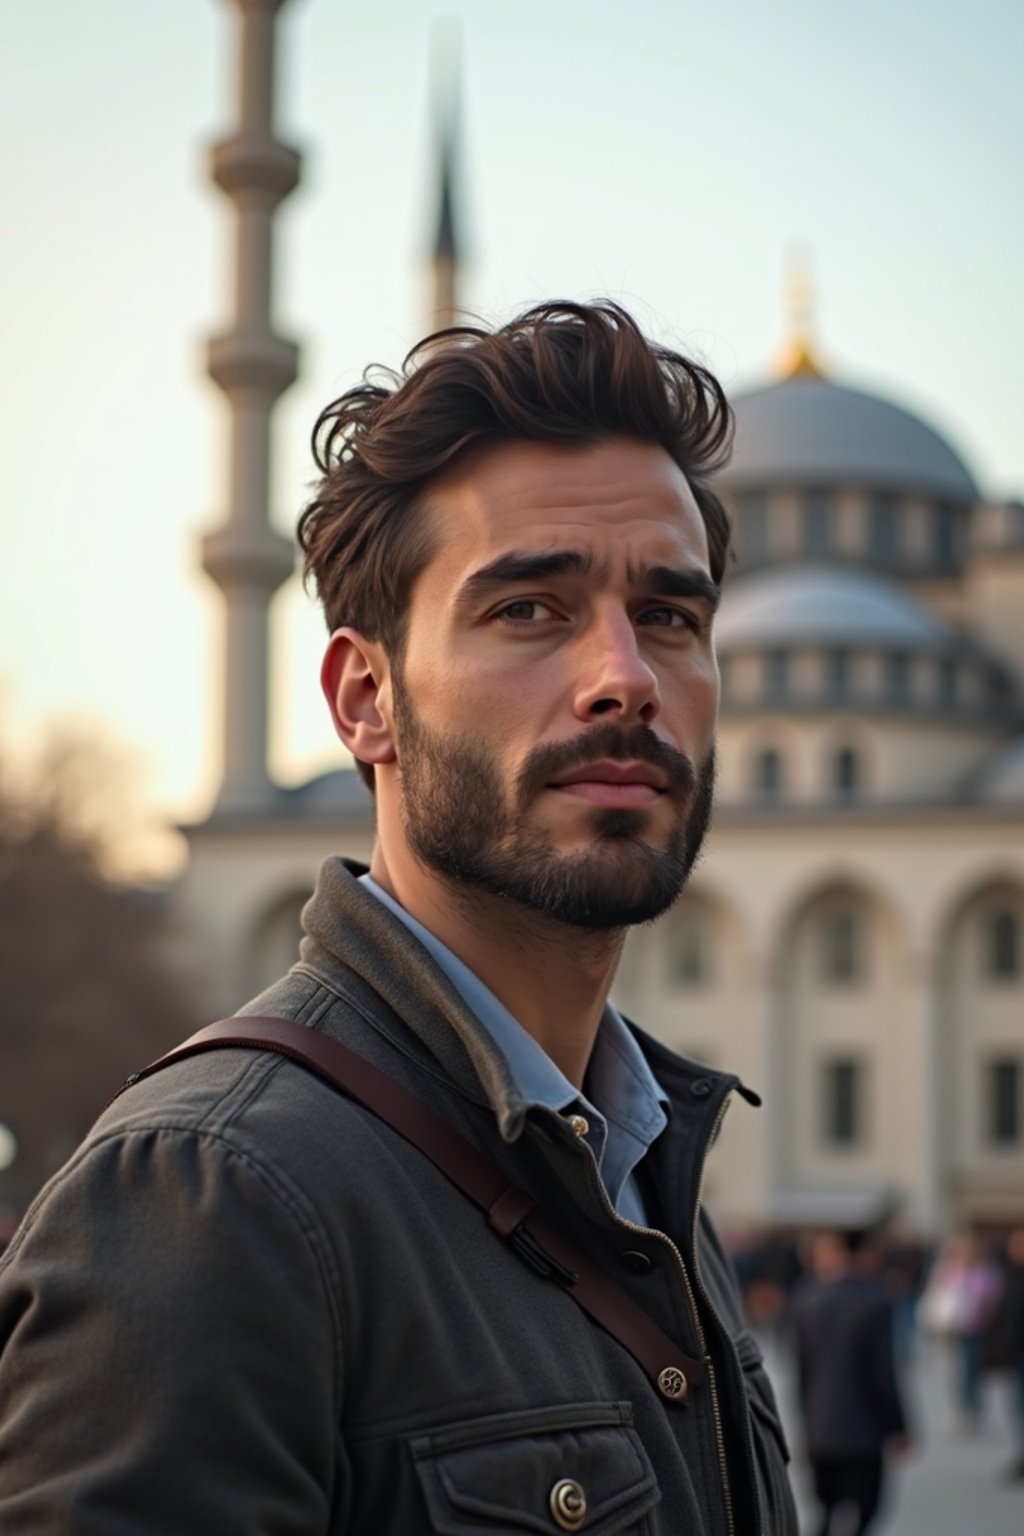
[762,1333,1024,1536]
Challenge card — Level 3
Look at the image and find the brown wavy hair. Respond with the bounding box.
[299,300,733,782]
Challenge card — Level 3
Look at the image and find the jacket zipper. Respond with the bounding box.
[691,1096,741,1536]
[560,1101,738,1536]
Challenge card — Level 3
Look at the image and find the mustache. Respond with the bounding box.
[517,722,697,803]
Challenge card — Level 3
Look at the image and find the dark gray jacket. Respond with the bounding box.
[0,857,796,1534]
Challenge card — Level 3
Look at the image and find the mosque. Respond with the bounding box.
[176,0,1024,1236]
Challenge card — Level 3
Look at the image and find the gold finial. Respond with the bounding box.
[776,249,826,379]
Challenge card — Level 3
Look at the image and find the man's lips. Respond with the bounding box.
[547,759,668,807]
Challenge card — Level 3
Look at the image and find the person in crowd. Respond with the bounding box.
[919,1231,1003,1433]
[880,1227,930,1365]
[791,1228,910,1536]
[984,1226,1024,1480]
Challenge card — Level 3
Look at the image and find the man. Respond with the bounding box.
[791,1230,910,1536]
[0,301,797,1533]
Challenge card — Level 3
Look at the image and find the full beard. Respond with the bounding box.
[393,683,715,931]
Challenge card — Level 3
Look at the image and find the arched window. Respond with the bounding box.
[833,745,859,800]
[868,495,899,561]
[249,890,310,995]
[754,747,783,801]
[987,909,1020,979]
[938,658,958,708]
[826,649,849,701]
[764,651,788,701]
[669,906,712,987]
[821,1056,865,1146]
[820,908,862,984]
[985,1058,1021,1145]
[804,491,832,556]
[934,503,959,567]
[884,651,910,704]
[739,493,768,563]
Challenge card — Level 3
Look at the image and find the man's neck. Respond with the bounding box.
[369,847,624,1089]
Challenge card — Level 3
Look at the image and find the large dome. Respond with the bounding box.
[716,564,958,654]
[721,376,978,501]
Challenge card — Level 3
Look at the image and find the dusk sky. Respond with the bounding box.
[2,0,1021,869]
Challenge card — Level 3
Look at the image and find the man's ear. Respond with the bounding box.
[320,628,397,768]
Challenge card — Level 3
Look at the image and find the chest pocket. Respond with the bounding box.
[734,1329,798,1535]
[409,1400,659,1535]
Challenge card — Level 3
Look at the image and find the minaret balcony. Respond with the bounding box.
[206,330,299,397]
[208,135,301,202]
[201,525,295,593]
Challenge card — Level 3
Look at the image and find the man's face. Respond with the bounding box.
[384,437,720,930]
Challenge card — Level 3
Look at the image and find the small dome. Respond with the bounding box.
[716,565,956,654]
[721,376,978,501]
[279,768,373,817]
[971,736,1024,803]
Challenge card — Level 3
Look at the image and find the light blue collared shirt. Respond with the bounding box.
[360,874,668,1226]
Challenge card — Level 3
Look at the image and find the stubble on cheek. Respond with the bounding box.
[392,657,716,928]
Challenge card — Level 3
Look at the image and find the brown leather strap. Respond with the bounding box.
[115,1015,705,1402]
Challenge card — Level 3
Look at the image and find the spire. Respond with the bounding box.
[427,21,462,332]
[776,248,827,379]
[433,108,457,261]
[200,0,300,813]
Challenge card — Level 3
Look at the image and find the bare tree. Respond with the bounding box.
[0,720,200,1212]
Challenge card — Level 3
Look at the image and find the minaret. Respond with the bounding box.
[201,0,300,813]
[775,248,827,380]
[427,25,462,333]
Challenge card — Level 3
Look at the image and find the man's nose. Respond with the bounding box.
[572,614,661,725]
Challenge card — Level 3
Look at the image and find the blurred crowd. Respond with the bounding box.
[727,1221,1024,1534]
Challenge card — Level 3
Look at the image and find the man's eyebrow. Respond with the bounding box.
[631,563,721,613]
[456,549,594,603]
[455,549,720,613]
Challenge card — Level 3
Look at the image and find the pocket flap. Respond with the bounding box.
[734,1329,791,1464]
[410,1402,659,1535]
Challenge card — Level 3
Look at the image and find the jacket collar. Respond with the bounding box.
[299,855,758,1145]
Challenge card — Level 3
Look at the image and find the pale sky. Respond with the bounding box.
[2,0,1022,866]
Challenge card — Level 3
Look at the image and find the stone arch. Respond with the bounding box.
[615,881,746,1067]
[934,871,1024,972]
[769,877,905,1194]
[935,876,1024,1189]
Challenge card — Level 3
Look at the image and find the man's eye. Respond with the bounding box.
[496,599,555,624]
[639,605,698,630]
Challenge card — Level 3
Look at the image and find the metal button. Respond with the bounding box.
[619,1248,653,1275]
[658,1365,689,1401]
[549,1477,587,1530]
[690,1077,714,1098]
[566,1113,589,1137]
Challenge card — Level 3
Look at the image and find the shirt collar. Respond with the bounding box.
[359,874,668,1207]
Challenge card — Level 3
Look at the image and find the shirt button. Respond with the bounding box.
[690,1078,714,1098]
[619,1249,654,1275]
[566,1113,590,1137]
[549,1478,587,1529]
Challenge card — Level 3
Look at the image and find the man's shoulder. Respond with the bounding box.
[84,968,427,1186]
